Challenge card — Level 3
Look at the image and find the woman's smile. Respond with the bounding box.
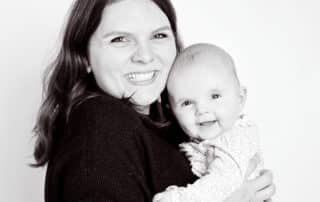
[125,70,159,86]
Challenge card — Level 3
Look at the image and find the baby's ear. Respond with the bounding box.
[239,85,247,108]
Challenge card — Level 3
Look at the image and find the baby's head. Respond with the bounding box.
[167,43,247,141]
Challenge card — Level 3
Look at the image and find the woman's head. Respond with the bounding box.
[62,0,180,107]
[33,0,181,166]
[88,0,179,113]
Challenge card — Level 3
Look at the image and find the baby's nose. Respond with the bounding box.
[195,110,215,124]
[195,103,209,116]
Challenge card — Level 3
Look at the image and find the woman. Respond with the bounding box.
[33,0,275,201]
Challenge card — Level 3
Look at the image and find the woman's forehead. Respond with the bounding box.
[99,0,171,33]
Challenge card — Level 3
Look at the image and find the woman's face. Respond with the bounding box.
[88,0,177,110]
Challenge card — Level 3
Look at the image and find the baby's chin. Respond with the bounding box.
[199,126,223,140]
[188,131,222,142]
[198,132,222,141]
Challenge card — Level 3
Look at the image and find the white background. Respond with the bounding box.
[0,0,319,201]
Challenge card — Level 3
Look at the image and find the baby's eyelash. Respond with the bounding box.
[211,94,221,99]
[181,100,193,107]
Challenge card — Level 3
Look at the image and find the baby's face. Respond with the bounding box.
[168,57,245,141]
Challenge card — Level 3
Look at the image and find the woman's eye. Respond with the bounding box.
[153,33,168,39]
[211,94,221,100]
[181,100,193,107]
[110,36,128,43]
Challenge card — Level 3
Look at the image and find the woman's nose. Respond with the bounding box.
[131,43,154,64]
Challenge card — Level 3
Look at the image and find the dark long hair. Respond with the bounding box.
[32,0,182,167]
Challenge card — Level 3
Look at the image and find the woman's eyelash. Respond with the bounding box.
[154,33,168,39]
[110,36,126,43]
[110,33,168,43]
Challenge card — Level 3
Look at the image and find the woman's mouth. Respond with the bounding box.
[125,70,159,86]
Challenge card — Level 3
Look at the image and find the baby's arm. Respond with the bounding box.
[234,122,264,180]
[153,146,242,202]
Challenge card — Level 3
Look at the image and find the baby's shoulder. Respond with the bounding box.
[233,115,259,141]
[222,116,260,153]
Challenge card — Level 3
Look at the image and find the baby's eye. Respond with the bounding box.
[110,36,129,43]
[181,100,193,107]
[211,94,221,100]
[153,33,168,39]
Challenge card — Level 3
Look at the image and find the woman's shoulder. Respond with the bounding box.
[74,94,137,113]
[65,94,144,140]
[70,94,140,123]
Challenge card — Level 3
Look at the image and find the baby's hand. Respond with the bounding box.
[180,142,215,176]
[224,156,275,202]
[245,153,261,180]
[204,146,216,174]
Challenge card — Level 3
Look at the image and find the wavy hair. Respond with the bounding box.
[32,0,182,167]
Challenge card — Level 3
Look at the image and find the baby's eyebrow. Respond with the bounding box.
[209,88,220,93]
[176,98,192,105]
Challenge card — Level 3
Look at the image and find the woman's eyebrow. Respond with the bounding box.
[101,26,172,39]
[102,31,129,39]
[152,26,172,33]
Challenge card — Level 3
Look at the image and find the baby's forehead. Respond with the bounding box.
[176,44,233,68]
[169,44,240,88]
[176,51,234,77]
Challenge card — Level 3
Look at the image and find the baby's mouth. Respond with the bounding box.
[198,120,217,126]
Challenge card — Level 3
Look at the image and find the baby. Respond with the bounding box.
[153,43,263,202]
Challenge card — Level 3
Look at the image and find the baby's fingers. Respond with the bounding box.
[254,183,276,201]
[205,147,215,164]
[245,153,260,179]
[251,170,273,191]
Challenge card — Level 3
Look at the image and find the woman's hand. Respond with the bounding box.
[223,156,276,202]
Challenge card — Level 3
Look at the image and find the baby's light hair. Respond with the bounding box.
[171,43,240,86]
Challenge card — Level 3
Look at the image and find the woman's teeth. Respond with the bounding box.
[126,71,158,85]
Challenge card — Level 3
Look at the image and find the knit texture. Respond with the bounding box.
[45,95,197,202]
[153,116,263,202]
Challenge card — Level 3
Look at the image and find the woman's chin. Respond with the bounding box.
[131,87,164,107]
[131,95,157,107]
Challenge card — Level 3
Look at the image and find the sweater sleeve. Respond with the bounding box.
[152,147,242,202]
[48,96,153,202]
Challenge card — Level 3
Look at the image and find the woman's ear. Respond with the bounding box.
[86,66,92,73]
[239,85,247,109]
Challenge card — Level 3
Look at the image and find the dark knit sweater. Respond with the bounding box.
[45,94,197,202]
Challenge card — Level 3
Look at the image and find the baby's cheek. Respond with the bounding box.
[175,111,196,137]
[184,128,197,139]
[183,122,198,138]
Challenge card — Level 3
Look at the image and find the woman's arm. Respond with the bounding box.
[223,170,275,202]
[224,156,276,202]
